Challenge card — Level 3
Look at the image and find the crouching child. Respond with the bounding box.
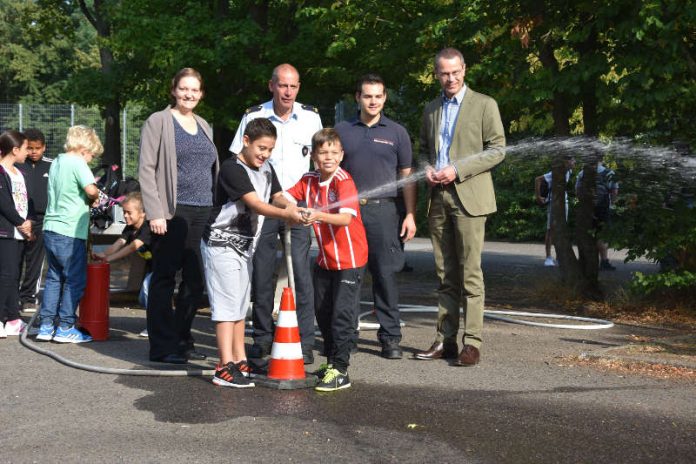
[91,192,152,336]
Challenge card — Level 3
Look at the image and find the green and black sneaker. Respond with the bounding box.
[315,368,351,392]
[313,362,332,379]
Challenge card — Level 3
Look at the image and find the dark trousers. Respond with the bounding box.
[314,265,364,372]
[0,238,22,322]
[147,205,210,359]
[251,218,314,350]
[360,201,404,342]
[19,217,45,304]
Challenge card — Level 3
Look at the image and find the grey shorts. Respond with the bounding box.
[201,241,251,322]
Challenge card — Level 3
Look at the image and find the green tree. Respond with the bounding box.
[0,0,90,103]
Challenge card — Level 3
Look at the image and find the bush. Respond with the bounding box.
[631,270,696,296]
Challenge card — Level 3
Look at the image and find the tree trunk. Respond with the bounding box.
[79,0,121,172]
[574,162,602,299]
[211,1,233,162]
[578,27,599,136]
[101,98,120,167]
[550,157,579,283]
[538,35,571,136]
[549,154,603,300]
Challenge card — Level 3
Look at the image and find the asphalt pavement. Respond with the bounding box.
[1,240,694,463]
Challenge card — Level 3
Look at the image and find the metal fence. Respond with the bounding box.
[0,103,144,178]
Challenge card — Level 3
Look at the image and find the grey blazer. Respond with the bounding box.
[138,106,219,221]
[419,88,506,216]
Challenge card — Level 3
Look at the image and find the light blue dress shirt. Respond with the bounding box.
[436,85,467,170]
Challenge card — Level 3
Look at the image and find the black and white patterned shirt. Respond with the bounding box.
[202,157,281,258]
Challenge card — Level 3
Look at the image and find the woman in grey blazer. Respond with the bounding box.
[138,68,219,364]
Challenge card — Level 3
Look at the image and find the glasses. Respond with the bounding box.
[437,68,464,79]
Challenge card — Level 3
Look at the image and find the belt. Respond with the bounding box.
[359,198,395,206]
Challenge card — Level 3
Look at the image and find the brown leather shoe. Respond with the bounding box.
[413,341,459,360]
[454,345,480,366]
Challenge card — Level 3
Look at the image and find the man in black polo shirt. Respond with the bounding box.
[335,74,416,359]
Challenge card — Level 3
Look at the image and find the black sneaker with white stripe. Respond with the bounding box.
[213,362,254,388]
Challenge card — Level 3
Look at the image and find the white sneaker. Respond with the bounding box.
[0,323,6,339]
[139,329,148,337]
[544,256,557,267]
[4,319,27,336]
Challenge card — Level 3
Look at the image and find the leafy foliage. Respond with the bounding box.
[0,0,93,103]
[632,271,696,296]
[488,152,552,241]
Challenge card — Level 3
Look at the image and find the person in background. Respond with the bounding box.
[535,155,575,266]
[36,126,102,343]
[0,130,32,338]
[575,157,619,271]
[16,128,51,313]
[138,67,219,364]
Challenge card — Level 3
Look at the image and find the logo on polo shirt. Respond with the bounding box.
[373,138,394,146]
[328,188,337,203]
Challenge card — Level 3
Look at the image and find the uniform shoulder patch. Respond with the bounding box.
[301,104,319,113]
[245,105,263,115]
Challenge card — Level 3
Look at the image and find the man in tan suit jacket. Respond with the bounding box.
[414,47,505,366]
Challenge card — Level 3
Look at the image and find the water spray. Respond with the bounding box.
[313,136,695,214]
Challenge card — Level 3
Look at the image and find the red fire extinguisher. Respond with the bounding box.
[79,262,110,341]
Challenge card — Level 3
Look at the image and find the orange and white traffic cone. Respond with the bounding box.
[267,288,306,380]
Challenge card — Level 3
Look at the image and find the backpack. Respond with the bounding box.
[578,167,613,209]
[539,178,550,201]
[594,169,612,209]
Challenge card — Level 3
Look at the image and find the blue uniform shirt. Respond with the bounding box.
[335,114,412,198]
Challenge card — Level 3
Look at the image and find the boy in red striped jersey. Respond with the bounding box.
[283,128,368,392]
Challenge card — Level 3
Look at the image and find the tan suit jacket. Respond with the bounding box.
[419,87,506,216]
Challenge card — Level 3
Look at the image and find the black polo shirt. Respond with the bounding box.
[336,115,412,198]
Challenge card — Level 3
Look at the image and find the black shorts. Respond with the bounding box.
[593,205,611,231]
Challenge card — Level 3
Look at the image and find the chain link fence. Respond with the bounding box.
[0,103,144,178]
